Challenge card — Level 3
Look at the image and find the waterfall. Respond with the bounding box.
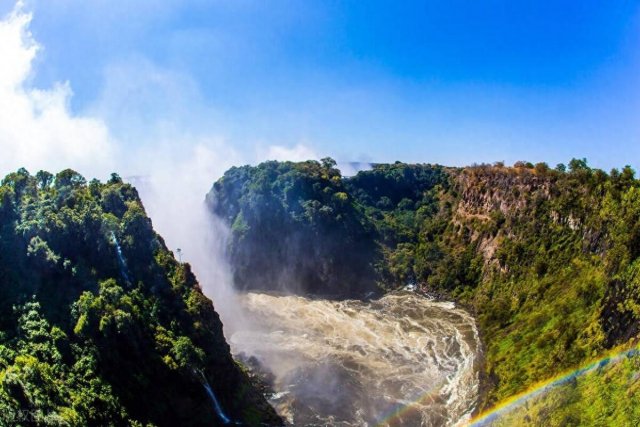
[110,232,131,284]
[203,381,232,425]
[197,370,236,425]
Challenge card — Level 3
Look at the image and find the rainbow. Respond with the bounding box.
[466,345,640,426]
[375,380,447,427]
[375,345,640,426]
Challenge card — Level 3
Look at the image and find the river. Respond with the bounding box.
[229,291,481,426]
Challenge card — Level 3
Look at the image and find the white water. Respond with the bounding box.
[110,231,131,285]
[229,291,481,427]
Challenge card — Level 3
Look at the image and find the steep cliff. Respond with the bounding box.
[207,159,380,298]
[0,168,282,426]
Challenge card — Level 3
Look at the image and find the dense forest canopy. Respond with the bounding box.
[0,168,280,426]
[210,158,640,423]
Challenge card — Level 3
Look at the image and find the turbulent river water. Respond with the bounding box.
[229,291,481,427]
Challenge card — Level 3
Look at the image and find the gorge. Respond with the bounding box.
[1,1,638,425]
[2,158,640,426]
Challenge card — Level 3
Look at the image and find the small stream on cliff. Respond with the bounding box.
[229,291,481,427]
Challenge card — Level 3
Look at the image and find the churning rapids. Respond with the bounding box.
[229,291,481,427]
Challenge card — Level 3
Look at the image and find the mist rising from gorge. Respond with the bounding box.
[0,1,324,330]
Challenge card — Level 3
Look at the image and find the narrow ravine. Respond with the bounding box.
[229,291,482,426]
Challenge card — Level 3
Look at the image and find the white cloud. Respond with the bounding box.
[0,3,115,179]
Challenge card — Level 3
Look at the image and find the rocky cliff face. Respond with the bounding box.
[438,163,640,406]
[0,168,281,426]
[454,166,553,218]
[450,166,559,271]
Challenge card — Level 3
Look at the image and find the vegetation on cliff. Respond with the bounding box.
[0,168,281,426]
[210,158,640,422]
[207,159,379,297]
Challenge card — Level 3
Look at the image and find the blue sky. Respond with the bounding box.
[1,0,640,172]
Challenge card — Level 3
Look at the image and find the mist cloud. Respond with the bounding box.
[0,3,115,179]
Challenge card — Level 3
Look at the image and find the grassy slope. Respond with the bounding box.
[491,344,640,426]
